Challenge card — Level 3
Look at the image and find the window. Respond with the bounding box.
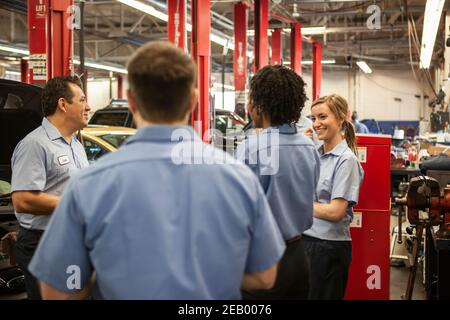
[215,114,245,136]
[99,134,133,149]
[1,93,23,110]
[215,115,228,135]
[90,112,129,127]
[83,139,109,164]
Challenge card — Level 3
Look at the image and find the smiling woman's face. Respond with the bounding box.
[311,102,343,142]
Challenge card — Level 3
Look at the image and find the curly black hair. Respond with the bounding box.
[41,76,83,117]
[249,65,307,126]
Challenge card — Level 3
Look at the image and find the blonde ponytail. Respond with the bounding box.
[342,120,357,155]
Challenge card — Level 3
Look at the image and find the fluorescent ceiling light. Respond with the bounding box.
[356,61,372,74]
[6,70,21,76]
[282,59,336,65]
[210,34,234,51]
[420,0,445,69]
[118,0,234,51]
[289,26,326,35]
[303,59,335,65]
[117,0,168,21]
[0,45,128,74]
[0,45,29,55]
[247,30,271,36]
[247,26,326,37]
[73,59,128,74]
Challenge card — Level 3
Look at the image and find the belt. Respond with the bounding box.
[285,235,302,244]
[19,226,45,235]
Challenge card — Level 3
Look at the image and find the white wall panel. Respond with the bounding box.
[87,78,129,118]
[86,69,425,123]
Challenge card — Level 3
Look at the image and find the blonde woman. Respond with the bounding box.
[304,94,364,300]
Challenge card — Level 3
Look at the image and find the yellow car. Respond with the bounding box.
[81,126,136,164]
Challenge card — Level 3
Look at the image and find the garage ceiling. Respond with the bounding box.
[0,0,445,76]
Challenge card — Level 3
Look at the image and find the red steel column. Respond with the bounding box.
[28,0,74,83]
[168,0,186,50]
[271,28,282,65]
[312,42,322,101]
[117,74,123,99]
[290,23,302,75]
[49,0,73,78]
[191,0,210,142]
[254,0,269,70]
[20,59,30,83]
[234,2,247,108]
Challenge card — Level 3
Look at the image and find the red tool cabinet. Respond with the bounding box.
[345,134,392,300]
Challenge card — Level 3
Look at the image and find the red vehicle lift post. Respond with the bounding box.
[168,0,186,51]
[271,28,282,65]
[254,0,268,70]
[191,0,211,141]
[234,2,248,109]
[27,0,74,84]
[290,23,302,75]
[312,41,322,100]
[117,74,123,99]
[20,59,30,83]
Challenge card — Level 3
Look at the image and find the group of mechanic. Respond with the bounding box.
[9,41,364,300]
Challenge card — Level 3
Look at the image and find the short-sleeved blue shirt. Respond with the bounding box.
[11,118,89,230]
[236,124,320,240]
[354,120,369,134]
[304,140,364,241]
[29,125,285,299]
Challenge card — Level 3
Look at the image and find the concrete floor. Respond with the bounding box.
[389,212,427,300]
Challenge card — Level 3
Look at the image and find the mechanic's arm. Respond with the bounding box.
[12,191,59,215]
[241,263,278,291]
[313,198,348,222]
[40,274,95,300]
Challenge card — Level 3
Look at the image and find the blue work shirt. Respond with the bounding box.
[304,140,364,241]
[296,116,321,146]
[11,118,89,230]
[296,115,313,132]
[236,124,320,240]
[29,125,285,300]
[354,120,369,134]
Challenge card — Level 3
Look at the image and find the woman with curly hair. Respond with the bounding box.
[236,65,320,299]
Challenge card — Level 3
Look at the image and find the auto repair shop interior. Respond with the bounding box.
[0,0,450,301]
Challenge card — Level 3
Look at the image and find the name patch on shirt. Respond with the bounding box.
[58,155,70,166]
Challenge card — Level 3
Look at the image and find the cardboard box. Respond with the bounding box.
[428,145,450,156]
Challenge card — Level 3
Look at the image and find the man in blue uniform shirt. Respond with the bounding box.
[351,111,369,134]
[11,76,90,299]
[29,42,285,300]
[236,65,320,299]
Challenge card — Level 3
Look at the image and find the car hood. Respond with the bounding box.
[0,79,43,181]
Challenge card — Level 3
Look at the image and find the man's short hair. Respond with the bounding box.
[41,76,83,117]
[127,41,197,123]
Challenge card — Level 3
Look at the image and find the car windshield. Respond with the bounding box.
[99,133,133,148]
[215,114,245,135]
[91,112,128,127]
